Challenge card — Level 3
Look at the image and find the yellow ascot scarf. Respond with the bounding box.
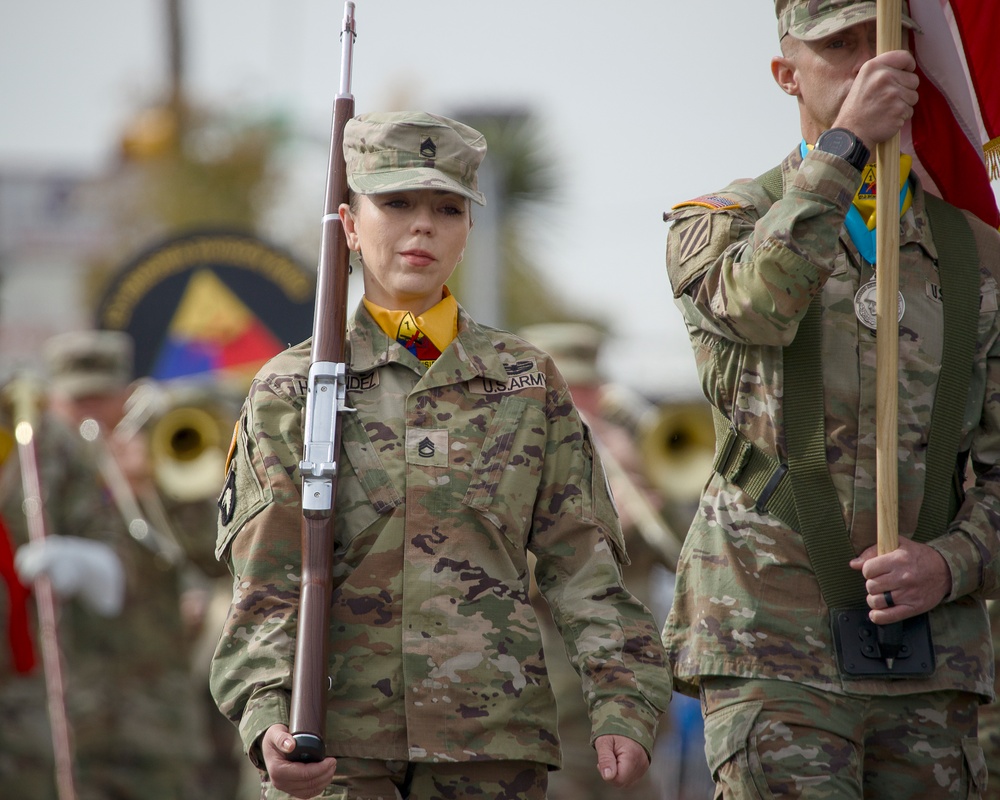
[804,141,914,264]
[853,154,914,230]
[364,288,458,367]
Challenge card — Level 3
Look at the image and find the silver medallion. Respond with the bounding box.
[854,279,905,330]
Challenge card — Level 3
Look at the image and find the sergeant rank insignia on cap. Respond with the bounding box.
[420,137,436,163]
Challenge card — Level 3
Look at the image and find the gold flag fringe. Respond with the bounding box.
[986,136,1000,181]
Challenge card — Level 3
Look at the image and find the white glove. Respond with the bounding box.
[15,536,125,617]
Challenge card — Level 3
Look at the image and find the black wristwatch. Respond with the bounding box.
[815,128,871,172]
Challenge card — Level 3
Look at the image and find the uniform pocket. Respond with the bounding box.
[581,424,629,566]
[462,395,538,541]
[962,737,986,799]
[703,698,769,799]
[338,411,402,544]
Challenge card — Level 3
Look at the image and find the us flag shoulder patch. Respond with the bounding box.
[672,194,741,211]
[676,214,713,264]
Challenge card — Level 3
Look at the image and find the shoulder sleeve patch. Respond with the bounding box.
[675,213,713,266]
[666,210,734,298]
[663,186,759,298]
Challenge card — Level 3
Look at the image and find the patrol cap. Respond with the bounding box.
[343,111,487,206]
[776,0,919,41]
[43,330,133,399]
[519,322,604,386]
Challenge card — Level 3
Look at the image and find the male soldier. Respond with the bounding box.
[662,1,999,797]
[0,373,123,799]
[36,330,222,799]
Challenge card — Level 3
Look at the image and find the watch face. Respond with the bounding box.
[820,129,852,157]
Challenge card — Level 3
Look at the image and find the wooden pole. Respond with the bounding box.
[875,0,902,557]
[9,378,78,800]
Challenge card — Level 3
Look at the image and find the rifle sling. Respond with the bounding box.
[709,166,979,610]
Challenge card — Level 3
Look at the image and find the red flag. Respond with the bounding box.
[906,0,1000,227]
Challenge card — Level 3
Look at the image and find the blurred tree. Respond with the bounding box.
[450,108,602,332]
[82,0,290,312]
[82,100,290,313]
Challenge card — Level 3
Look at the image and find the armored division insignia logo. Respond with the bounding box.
[96,229,315,387]
[859,165,877,199]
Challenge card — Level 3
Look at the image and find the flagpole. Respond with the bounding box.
[875,0,901,558]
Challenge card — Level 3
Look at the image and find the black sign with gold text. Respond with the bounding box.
[96,229,315,383]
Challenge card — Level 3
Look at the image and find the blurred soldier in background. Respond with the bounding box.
[27,329,236,799]
[0,372,123,798]
[519,322,711,800]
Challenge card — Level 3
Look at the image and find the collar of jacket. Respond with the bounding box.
[347,300,513,387]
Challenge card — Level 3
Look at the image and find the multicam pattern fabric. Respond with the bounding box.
[211,302,671,771]
[344,111,487,205]
[701,677,986,798]
[981,600,1000,798]
[661,146,1000,701]
[774,0,918,41]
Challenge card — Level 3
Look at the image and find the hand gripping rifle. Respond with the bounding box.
[8,375,78,800]
[288,0,356,763]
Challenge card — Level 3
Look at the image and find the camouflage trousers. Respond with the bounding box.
[262,758,548,800]
[982,698,1000,800]
[700,676,987,799]
[982,599,1000,800]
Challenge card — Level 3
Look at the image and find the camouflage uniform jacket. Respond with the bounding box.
[662,146,1000,700]
[211,301,671,769]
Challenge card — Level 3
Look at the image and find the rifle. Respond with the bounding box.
[7,375,78,800]
[288,0,356,763]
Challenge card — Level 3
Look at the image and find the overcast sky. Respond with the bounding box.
[0,1,897,394]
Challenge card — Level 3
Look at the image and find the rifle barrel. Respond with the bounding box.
[288,0,356,762]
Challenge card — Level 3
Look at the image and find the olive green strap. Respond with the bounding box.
[710,167,979,608]
[711,408,799,529]
[914,195,979,541]
[783,298,867,608]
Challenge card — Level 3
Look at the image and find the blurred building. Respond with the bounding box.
[0,169,112,369]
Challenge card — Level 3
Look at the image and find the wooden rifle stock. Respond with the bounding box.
[288,0,356,763]
[8,376,78,800]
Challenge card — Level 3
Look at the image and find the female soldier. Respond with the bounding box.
[211,111,671,800]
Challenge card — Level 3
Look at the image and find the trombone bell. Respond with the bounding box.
[150,406,227,502]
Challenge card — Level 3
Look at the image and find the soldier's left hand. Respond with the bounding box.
[594,734,650,788]
[850,537,951,624]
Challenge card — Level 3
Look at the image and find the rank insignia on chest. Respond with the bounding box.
[406,428,448,467]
